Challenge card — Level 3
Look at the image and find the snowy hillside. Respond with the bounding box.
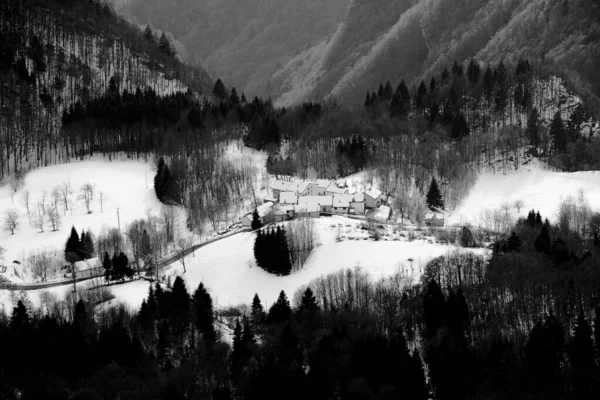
[0,155,187,279]
[449,162,600,227]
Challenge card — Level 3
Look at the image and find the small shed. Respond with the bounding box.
[425,213,445,227]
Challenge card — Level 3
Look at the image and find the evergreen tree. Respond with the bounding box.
[550,111,567,153]
[383,81,393,101]
[507,231,521,252]
[192,282,216,342]
[251,209,262,230]
[422,279,446,337]
[534,225,552,255]
[154,157,179,204]
[158,33,173,57]
[65,226,82,264]
[213,79,227,99]
[251,293,265,324]
[230,87,240,105]
[267,290,291,324]
[415,81,427,110]
[570,310,596,399]
[299,287,318,313]
[467,59,480,85]
[81,230,94,259]
[451,112,470,139]
[102,251,112,282]
[143,25,155,43]
[426,177,444,211]
[187,104,203,129]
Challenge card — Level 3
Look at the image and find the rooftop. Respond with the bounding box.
[271,180,292,191]
[365,188,382,199]
[333,194,354,208]
[279,191,298,204]
[287,180,310,194]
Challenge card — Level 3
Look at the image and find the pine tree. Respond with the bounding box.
[212,79,227,99]
[426,177,444,211]
[65,226,82,264]
[534,225,552,255]
[102,251,112,282]
[507,231,521,252]
[187,104,203,129]
[143,25,155,43]
[10,300,30,332]
[416,81,427,110]
[550,111,567,153]
[251,209,262,230]
[571,310,596,399]
[467,59,480,85]
[422,279,446,338]
[451,112,470,139]
[299,287,318,313]
[267,290,291,324]
[159,32,173,57]
[251,293,265,324]
[192,282,216,342]
[230,87,240,104]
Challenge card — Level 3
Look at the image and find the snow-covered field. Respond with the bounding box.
[0,155,187,279]
[449,162,600,226]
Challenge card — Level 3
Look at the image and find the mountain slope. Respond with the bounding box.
[271,0,600,108]
[0,0,211,178]
[119,0,350,97]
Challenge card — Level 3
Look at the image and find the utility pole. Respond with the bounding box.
[117,207,120,231]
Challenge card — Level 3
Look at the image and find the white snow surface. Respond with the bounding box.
[106,216,483,311]
[0,155,186,271]
[449,162,600,225]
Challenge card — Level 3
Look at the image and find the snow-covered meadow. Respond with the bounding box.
[449,162,600,226]
[0,155,187,279]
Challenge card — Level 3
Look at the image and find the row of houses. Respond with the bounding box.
[241,178,383,227]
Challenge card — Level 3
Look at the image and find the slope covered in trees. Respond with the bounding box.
[119,0,349,98]
[0,0,211,179]
[271,0,600,108]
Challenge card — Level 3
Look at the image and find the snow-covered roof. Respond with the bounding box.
[279,191,298,204]
[274,204,295,215]
[244,202,274,220]
[287,180,310,194]
[425,213,444,220]
[365,188,382,199]
[316,179,333,189]
[333,194,354,208]
[271,180,292,192]
[299,196,333,208]
[75,258,102,272]
[326,186,345,195]
[352,193,364,202]
[336,178,347,188]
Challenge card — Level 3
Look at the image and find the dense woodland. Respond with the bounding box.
[2,203,600,399]
[0,0,211,179]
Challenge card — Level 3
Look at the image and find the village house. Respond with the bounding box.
[314,179,334,195]
[287,180,311,196]
[241,201,274,227]
[273,204,295,222]
[271,180,292,198]
[326,186,345,196]
[364,188,382,208]
[335,178,347,188]
[298,196,333,213]
[294,202,320,218]
[279,191,298,205]
[332,194,353,214]
[351,193,365,215]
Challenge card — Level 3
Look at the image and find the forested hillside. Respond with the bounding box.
[0,0,211,179]
[271,0,600,108]
[119,0,350,98]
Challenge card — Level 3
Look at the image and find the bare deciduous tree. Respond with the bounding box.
[79,182,96,214]
[287,218,317,271]
[513,199,524,214]
[99,191,105,213]
[3,209,20,235]
[58,182,73,214]
[9,173,23,204]
[46,205,61,231]
[38,190,48,215]
[394,194,410,225]
[160,205,177,243]
[31,210,46,233]
[20,190,31,223]
[51,186,61,213]
[175,231,193,273]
